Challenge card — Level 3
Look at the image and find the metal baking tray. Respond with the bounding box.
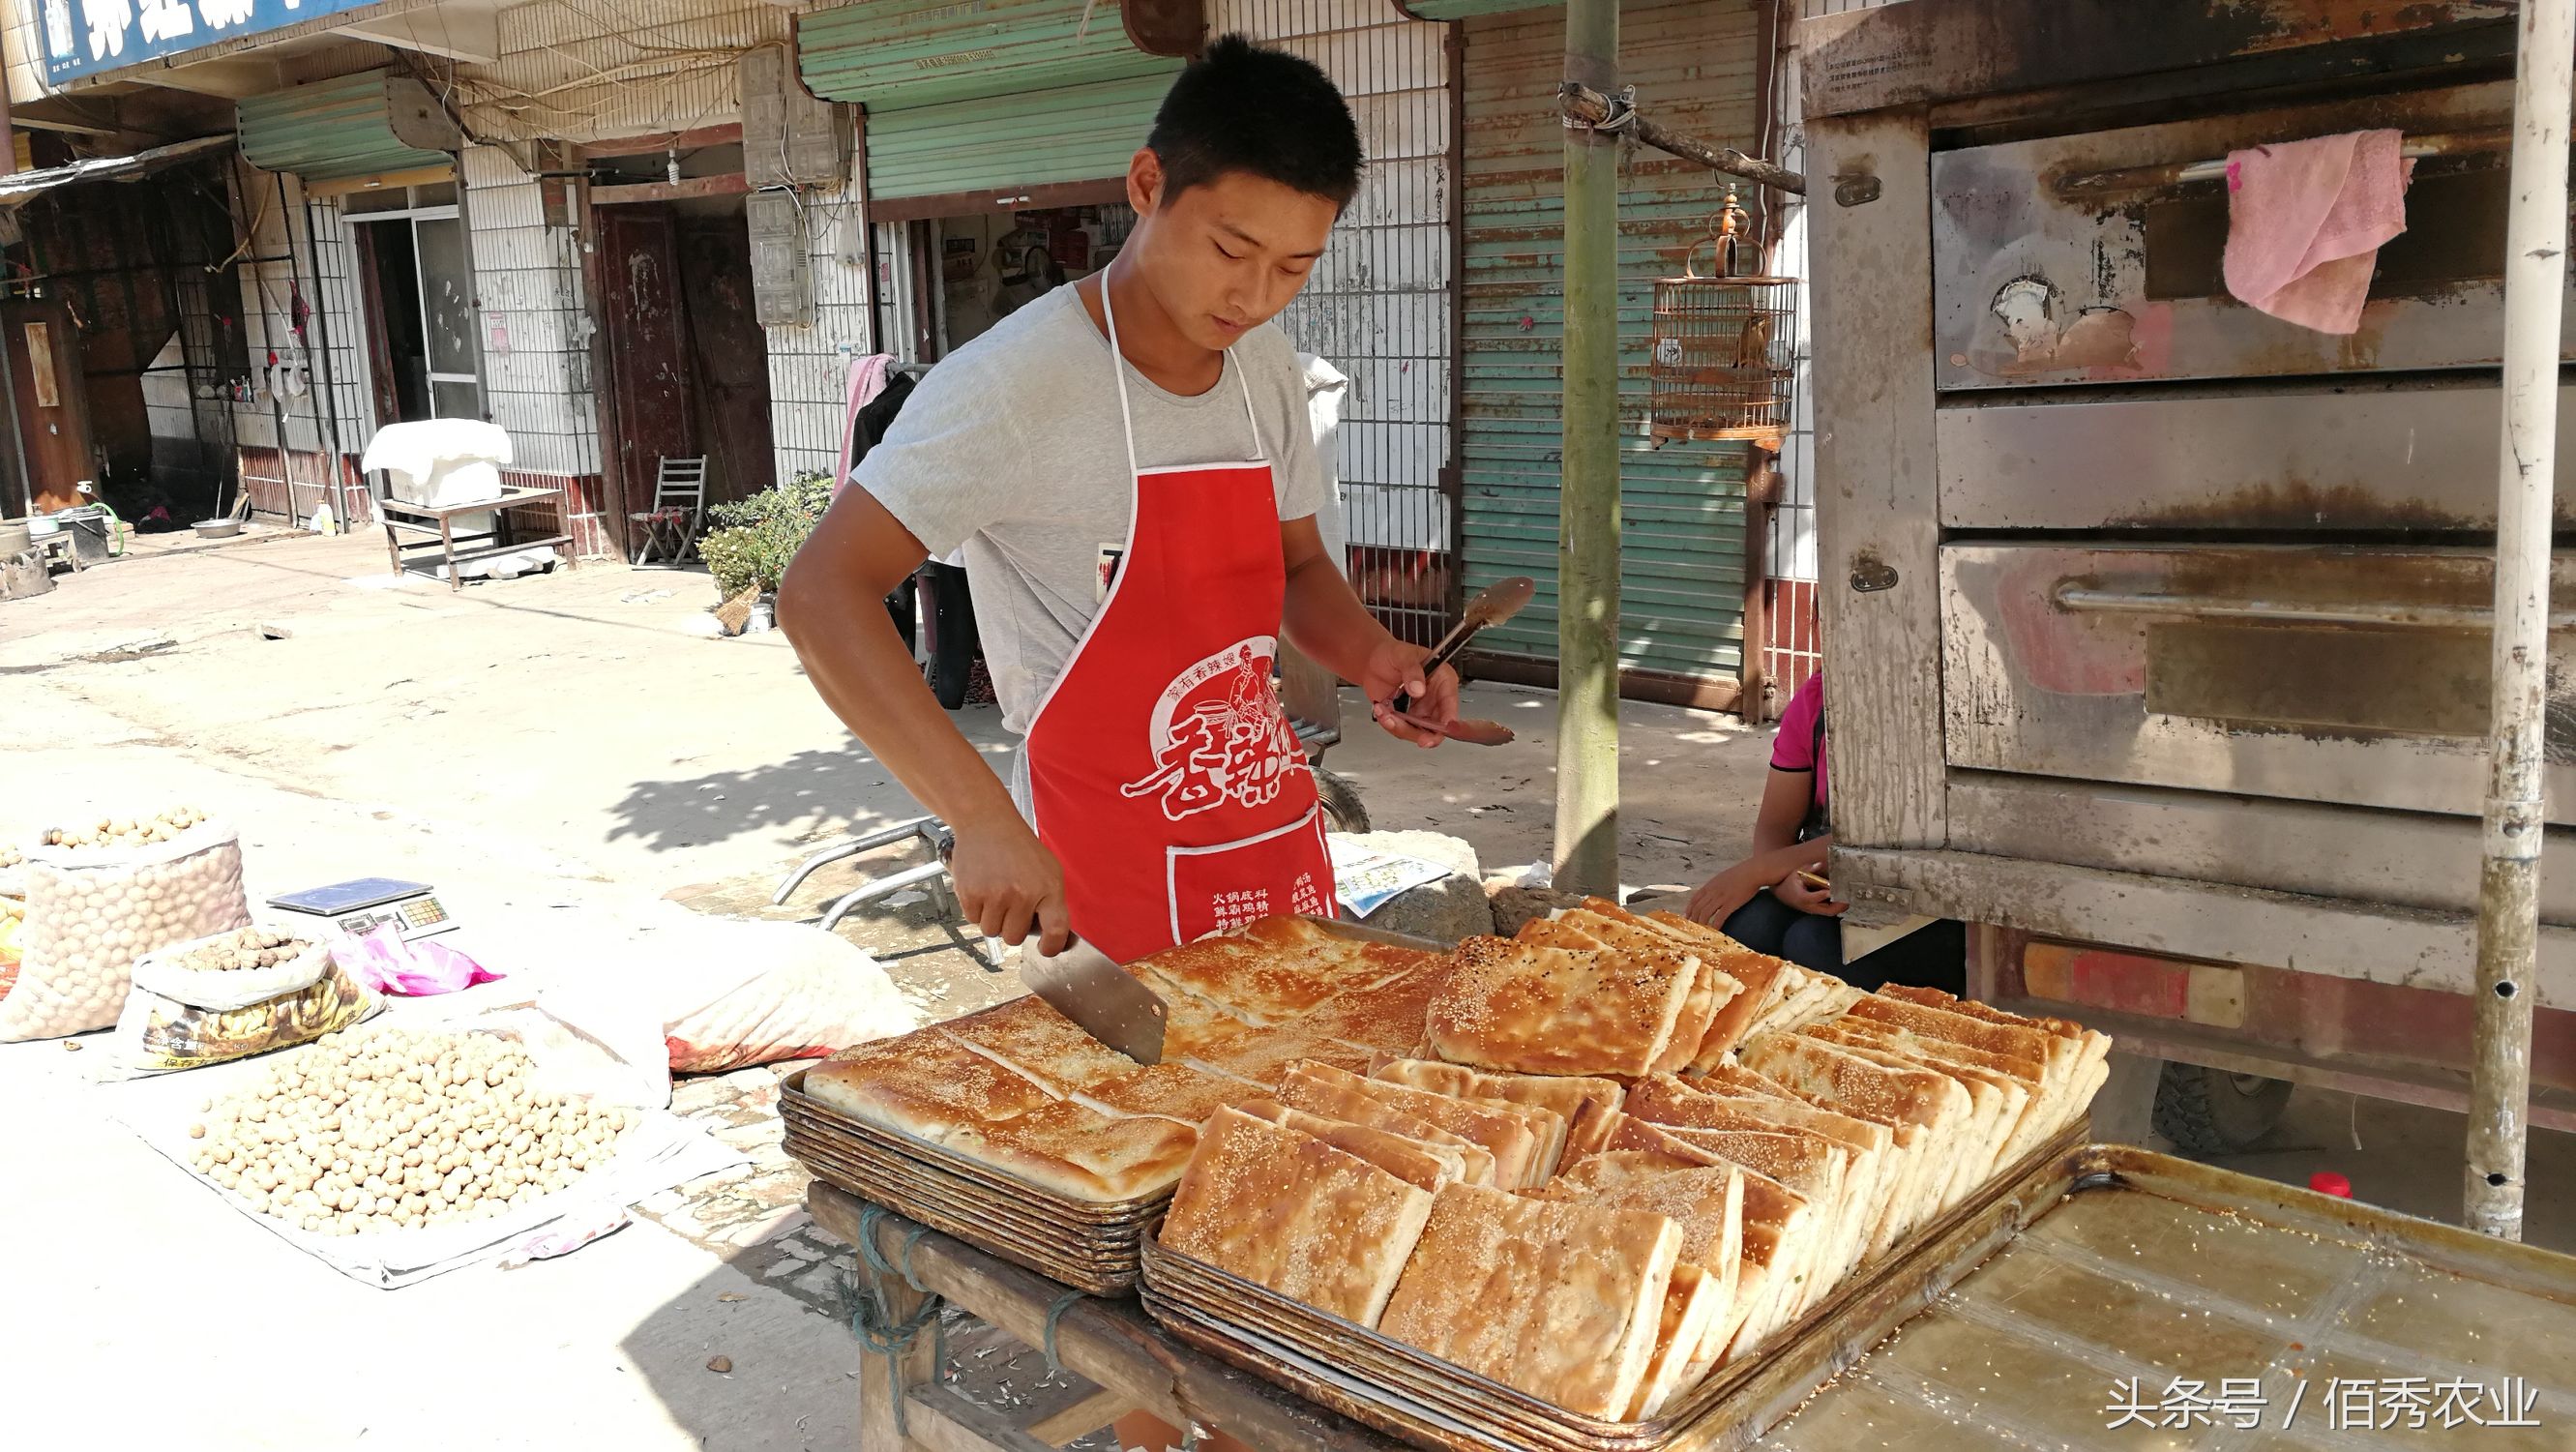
[782,1068,1172,1218]
[1138,1122,2093,1452]
[779,1130,1149,1264]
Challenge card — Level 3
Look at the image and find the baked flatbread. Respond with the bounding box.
[1738,1031,1970,1245]
[1191,1022,1377,1087]
[1160,993,1269,1060]
[1162,1108,1434,1327]
[804,1034,1058,1144]
[937,993,1140,1094]
[1799,1024,2013,1213]
[1276,1066,1501,1186]
[1537,1157,1744,1382]
[1680,1070,1902,1274]
[1427,935,1699,1079]
[1372,1059,1621,1175]
[1075,1060,1267,1126]
[1626,1074,1872,1281]
[945,1097,1199,1201]
[1555,909,1740,1072]
[1635,909,1794,1066]
[1137,918,1417,1026]
[1876,985,2115,1133]
[1379,1183,1681,1419]
[1293,969,1443,1054]
[1821,1019,2050,1168]
[1563,1098,1628,1165]
[1237,1099,1468,1191]
[1285,1060,1554,1189]
[1630,1262,1724,1418]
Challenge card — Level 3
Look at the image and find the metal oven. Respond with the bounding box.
[1802,0,2576,1128]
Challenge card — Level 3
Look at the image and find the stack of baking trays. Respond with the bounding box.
[1123,900,2114,1450]
[781,916,1449,1294]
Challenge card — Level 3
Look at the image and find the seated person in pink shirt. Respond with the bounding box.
[1683,672,1962,993]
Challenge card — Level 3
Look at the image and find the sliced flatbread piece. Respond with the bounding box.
[1276,1066,1501,1187]
[1680,1071,1901,1276]
[1630,1263,1725,1419]
[1378,1183,1681,1420]
[1237,1099,1468,1192]
[1634,909,1797,1066]
[1162,1107,1434,1325]
[1159,993,1268,1060]
[1696,1059,1932,1264]
[1136,922,1398,1025]
[1556,908,1740,1072]
[1428,935,1698,1079]
[1536,1156,1745,1390]
[945,1096,1199,1201]
[1372,1059,1621,1174]
[1075,1060,1267,1126]
[1823,1018,2052,1168]
[805,1033,1057,1144]
[937,993,1140,1095]
[1189,1022,1377,1087]
[1563,1098,1628,1166]
[1875,985,2115,1133]
[1800,1024,2014,1214]
[1286,1059,1554,1189]
[1737,1030,1971,1248]
[1627,1074,1874,1281]
[1293,969,1443,1054]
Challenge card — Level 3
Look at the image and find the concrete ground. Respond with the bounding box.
[7,533,2571,1451]
[0,533,1772,1451]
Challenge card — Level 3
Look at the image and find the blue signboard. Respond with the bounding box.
[38,0,388,86]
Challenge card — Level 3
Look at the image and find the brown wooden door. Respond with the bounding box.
[676,215,777,507]
[597,207,696,554]
[5,298,94,513]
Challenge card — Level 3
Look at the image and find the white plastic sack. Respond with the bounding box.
[132,925,333,1013]
[658,915,917,1073]
[111,960,380,1078]
[2,819,252,1041]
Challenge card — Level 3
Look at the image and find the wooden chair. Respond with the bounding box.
[632,456,708,566]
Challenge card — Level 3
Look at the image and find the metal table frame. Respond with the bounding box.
[810,1181,1403,1452]
[377,485,576,592]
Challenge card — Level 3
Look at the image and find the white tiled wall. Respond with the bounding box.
[460,144,600,478]
[764,181,876,484]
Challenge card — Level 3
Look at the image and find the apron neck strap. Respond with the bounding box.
[1100,277,1264,471]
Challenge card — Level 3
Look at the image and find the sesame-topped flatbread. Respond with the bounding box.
[1371,1058,1624,1173]
[1136,918,1406,1025]
[1427,935,1700,1079]
[1162,1108,1435,1327]
[1276,1064,1501,1186]
[946,1096,1199,1202]
[1285,1059,1556,1189]
[1293,969,1443,1055]
[1236,1099,1469,1192]
[937,993,1140,1095]
[804,1033,1057,1144]
[1554,909,1740,1073]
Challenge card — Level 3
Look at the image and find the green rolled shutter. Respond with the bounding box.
[1460,0,1759,689]
[799,0,1175,108]
[238,71,461,181]
[799,0,1178,205]
[860,70,1178,202]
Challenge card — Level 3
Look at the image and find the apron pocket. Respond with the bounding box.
[1166,804,1335,943]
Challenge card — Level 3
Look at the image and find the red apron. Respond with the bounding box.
[1022,284,1336,963]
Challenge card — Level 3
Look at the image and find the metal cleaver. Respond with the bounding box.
[1022,933,1169,1065]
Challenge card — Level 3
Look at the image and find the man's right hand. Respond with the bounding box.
[948,817,1073,955]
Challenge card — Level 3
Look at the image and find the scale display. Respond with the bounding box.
[267,878,459,940]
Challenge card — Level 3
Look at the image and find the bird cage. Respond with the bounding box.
[1651,189,1799,446]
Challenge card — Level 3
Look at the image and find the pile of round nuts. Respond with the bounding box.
[44,808,212,852]
[0,843,23,871]
[189,1027,635,1236]
[3,818,248,1039]
[175,926,311,972]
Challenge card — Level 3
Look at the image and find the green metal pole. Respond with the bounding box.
[1554,0,1621,897]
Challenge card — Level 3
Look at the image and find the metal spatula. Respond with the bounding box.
[1393,575,1537,715]
[1022,934,1169,1065]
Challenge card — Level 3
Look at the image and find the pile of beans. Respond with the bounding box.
[173,927,312,973]
[190,1028,634,1236]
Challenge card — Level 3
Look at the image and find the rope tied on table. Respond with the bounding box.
[850,1204,945,1436]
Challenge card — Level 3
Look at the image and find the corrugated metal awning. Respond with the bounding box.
[863,69,1178,212]
[238,70,462,182]
[0,134,234,209]
[799,0,1175,109]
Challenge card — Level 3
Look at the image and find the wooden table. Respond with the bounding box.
[808,1181,1403,1452]
[377,485,575,592]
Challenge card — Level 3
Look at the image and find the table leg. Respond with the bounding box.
[439,513,460,592]
[854,1245,941,1452]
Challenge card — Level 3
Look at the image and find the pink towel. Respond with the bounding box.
[829,352,896,497]
[2223,129,2413,335]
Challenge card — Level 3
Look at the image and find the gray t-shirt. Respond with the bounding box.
[856,285,1325,743]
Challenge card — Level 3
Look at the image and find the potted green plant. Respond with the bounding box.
[698,472,835,630]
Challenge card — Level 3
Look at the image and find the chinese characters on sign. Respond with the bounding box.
[2106,1376,2544,1434]
[44,0,387,85]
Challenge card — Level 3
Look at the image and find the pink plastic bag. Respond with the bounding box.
[334,924,502,996]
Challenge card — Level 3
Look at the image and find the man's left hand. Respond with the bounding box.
[1360,638,1460,748]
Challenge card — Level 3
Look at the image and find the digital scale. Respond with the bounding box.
[267,877,459,940]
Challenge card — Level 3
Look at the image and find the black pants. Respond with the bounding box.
[1722,891,1968,996]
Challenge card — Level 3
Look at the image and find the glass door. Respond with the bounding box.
[348,184,484,422]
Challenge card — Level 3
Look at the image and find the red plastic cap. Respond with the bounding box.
[2309,1171,2353,1199]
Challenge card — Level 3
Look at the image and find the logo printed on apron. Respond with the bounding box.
[1020,282,1337,962]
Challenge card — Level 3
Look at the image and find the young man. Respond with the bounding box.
[781,37,1460,967]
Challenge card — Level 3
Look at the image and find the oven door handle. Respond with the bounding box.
[2054,127,2512,195]
[2052,585,2576,631]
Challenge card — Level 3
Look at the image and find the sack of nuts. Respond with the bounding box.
[0,809,252,1042]
[115,945,380,1078]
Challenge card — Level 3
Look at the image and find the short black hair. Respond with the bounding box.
[1147,35,1363,210]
